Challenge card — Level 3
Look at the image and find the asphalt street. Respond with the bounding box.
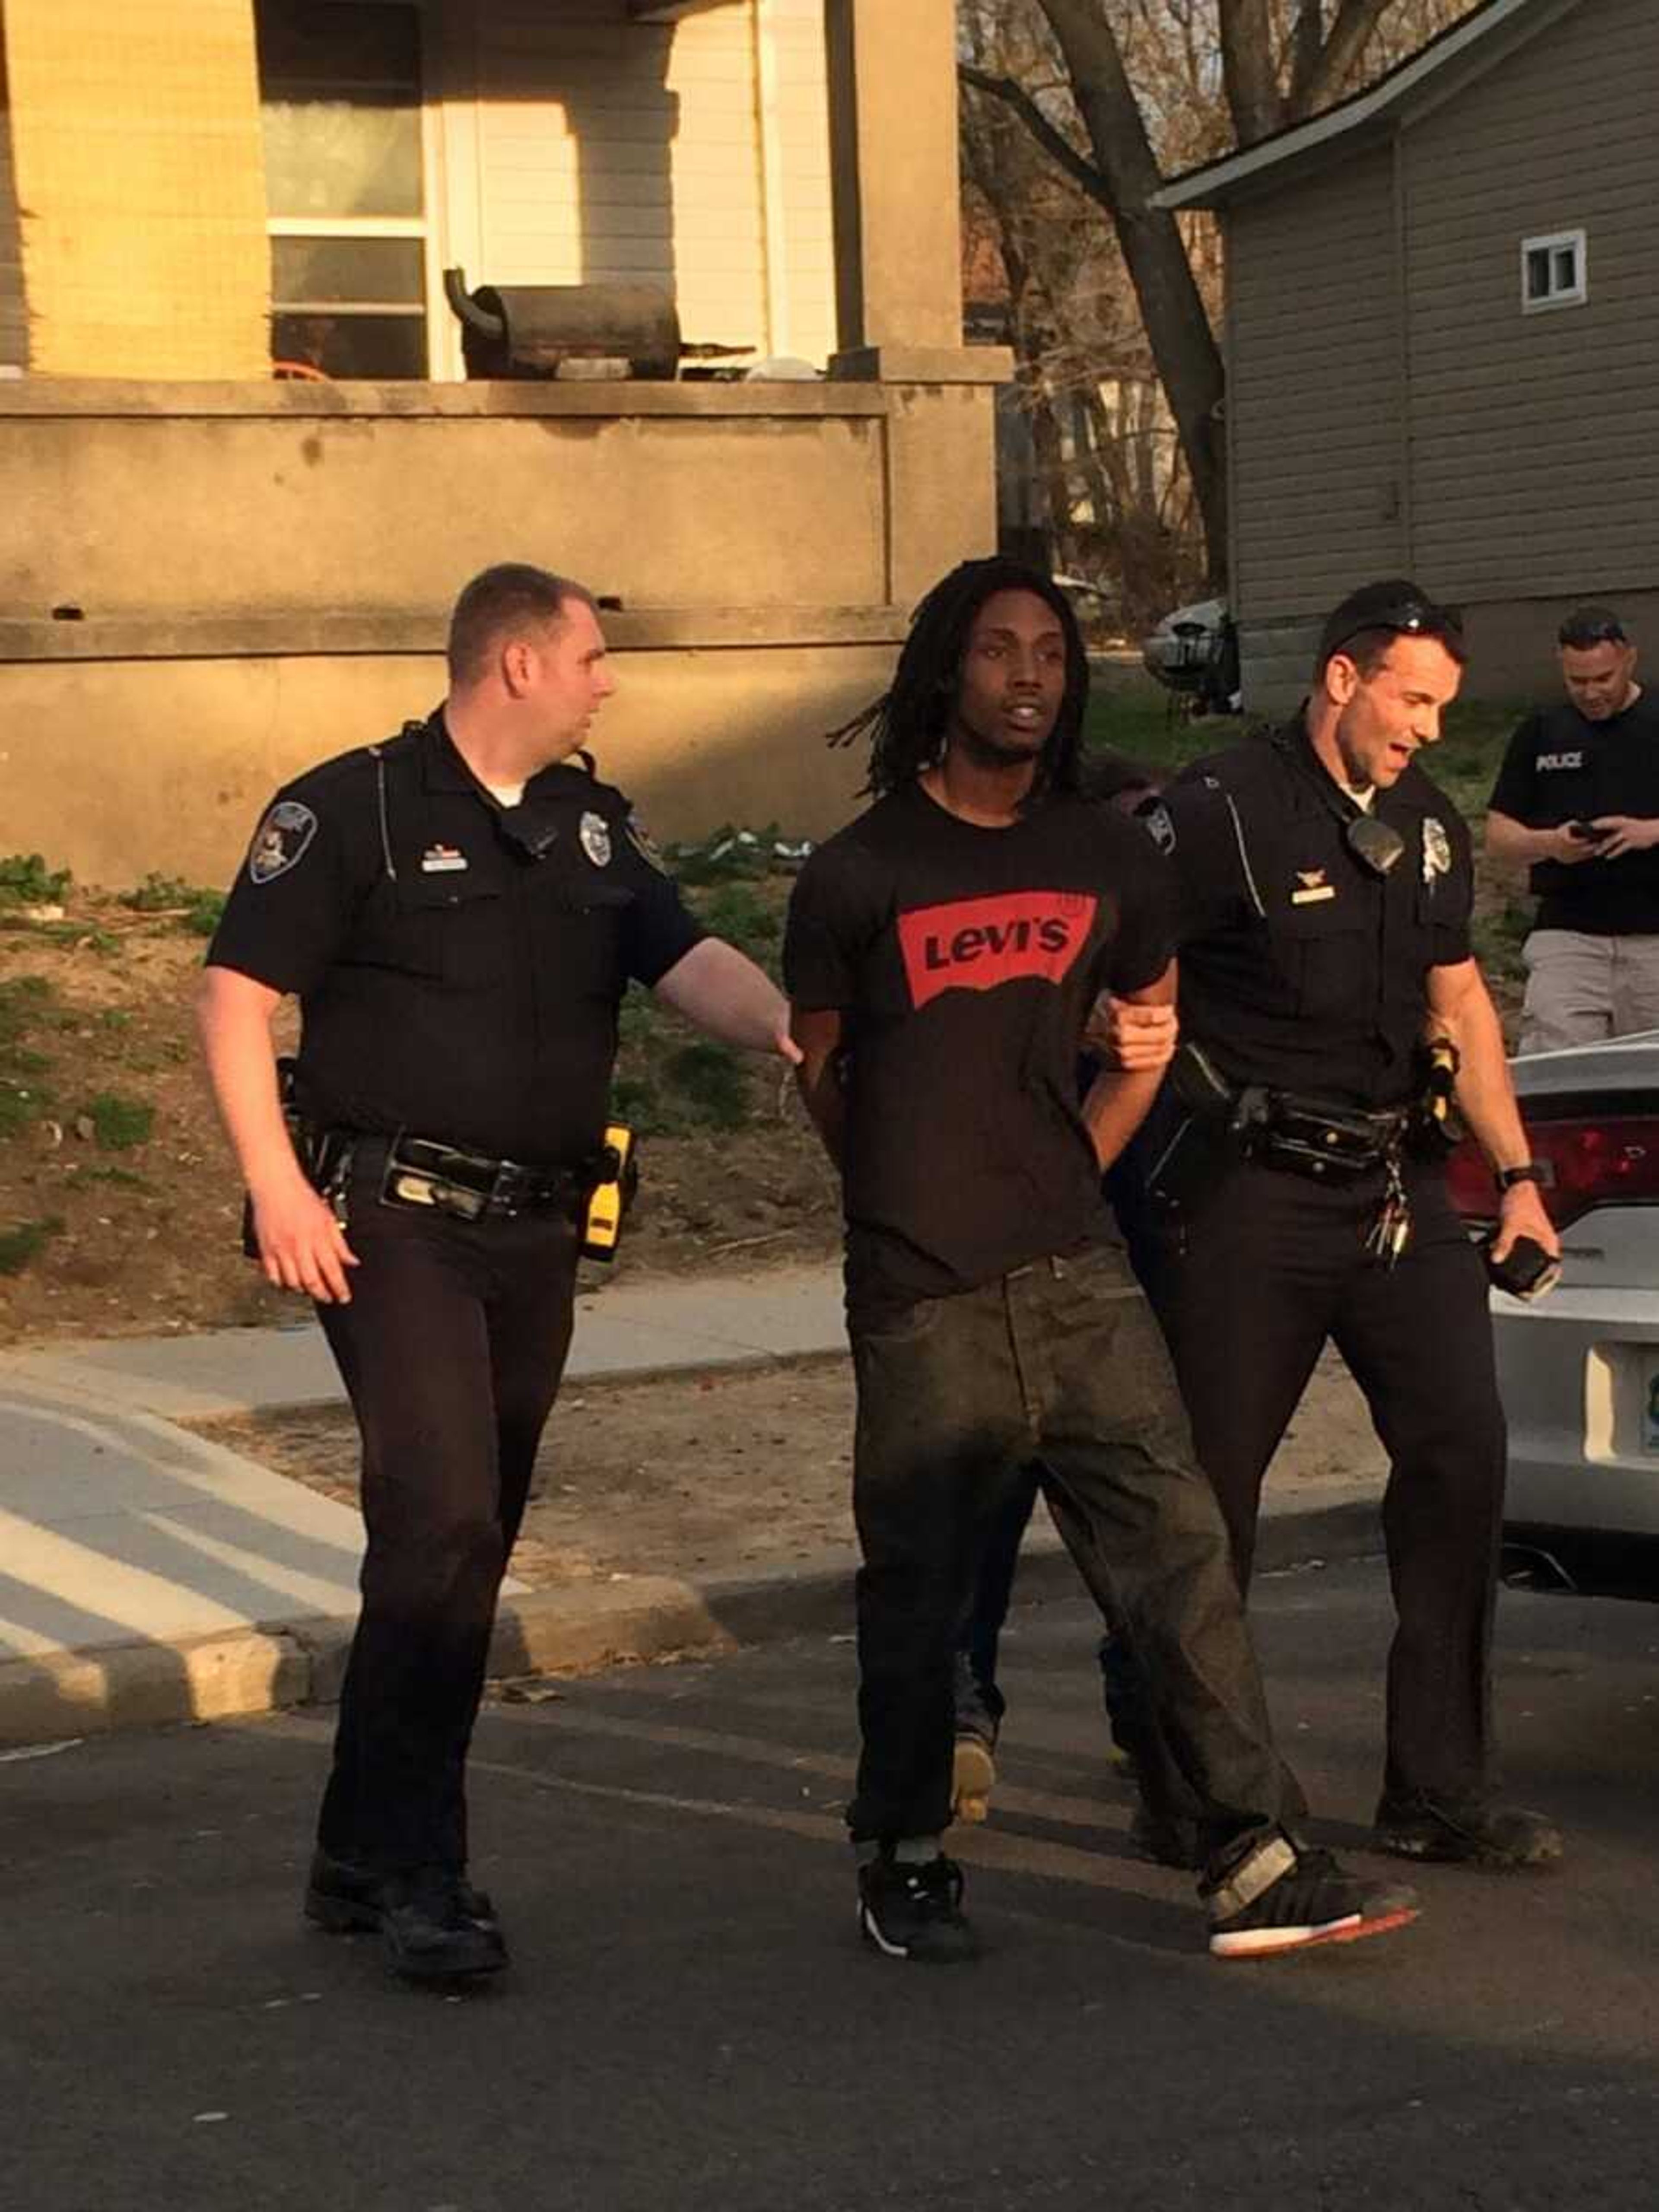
[5,1557,1658,2212]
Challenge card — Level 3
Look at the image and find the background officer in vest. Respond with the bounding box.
[1116,578,1562,1873]
[1486,607,1659,1052]
[199,563,796,1985]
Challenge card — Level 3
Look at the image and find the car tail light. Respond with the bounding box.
[1446,1116,1659,1229]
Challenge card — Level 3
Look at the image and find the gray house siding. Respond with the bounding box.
[0,34,25,372]
[1226,145,1406,703]
[1402,0,1659,603]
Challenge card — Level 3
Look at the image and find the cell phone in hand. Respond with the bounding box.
[1483,1233,1560,1300]
[1567,820,1608,843]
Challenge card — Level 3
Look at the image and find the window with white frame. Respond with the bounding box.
[1521,228,1587,315]
[257,0,431,378]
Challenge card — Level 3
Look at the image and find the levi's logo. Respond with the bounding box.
[896,890,1098,1009]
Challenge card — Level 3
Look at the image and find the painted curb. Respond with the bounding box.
[0,1493,1384,1751]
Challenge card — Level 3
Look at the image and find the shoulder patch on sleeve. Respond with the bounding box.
[1139,800,1176,855]
[247,800,319,886]
[624,808,670,875]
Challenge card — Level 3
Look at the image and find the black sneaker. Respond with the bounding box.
[379,1868,509,1983]
[1129,1802,1205,1871]
[1374,1792,1564,1870]
[304,1849,501,1937]
[1205,1837,1419,1960]
[858,1852,980,1964]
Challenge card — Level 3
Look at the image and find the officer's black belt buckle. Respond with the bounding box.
[1254,1094,1406,1185]
[380,1134,587,1222]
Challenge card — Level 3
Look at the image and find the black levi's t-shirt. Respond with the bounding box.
[784,782,1176,1318]
[1488,693,1659,934]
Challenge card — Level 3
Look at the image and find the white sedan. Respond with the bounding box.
[1449,1032,1659,1599]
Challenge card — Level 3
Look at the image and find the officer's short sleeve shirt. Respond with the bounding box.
[207,719,704,1163]
[1157,726,1474,1109]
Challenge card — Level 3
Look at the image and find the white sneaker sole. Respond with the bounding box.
[1210,1904,1419,1960]
[857,1901,980,1964]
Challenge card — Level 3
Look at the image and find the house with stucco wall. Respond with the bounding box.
[0,0,1008,885]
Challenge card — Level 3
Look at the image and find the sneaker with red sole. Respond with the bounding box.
[1205,1836,1419,1960]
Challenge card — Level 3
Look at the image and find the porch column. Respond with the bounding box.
[825,0,964,365]
[823,0,1010,603]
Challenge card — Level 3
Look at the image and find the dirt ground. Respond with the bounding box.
[191,1347,1385,1590]
[0,900,839,1349]
[0,850,1520,1351]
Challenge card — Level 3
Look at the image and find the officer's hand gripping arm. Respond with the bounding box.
[1424,958,1560,1265]
[1084,993,1179,1074]
[196,965,360,1303]
[1080,960,1178,1173]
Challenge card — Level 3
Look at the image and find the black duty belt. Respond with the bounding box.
[1249,1090,1409,1184]
[374,1133,594,1222]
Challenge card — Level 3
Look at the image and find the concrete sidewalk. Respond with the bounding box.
[0,1262,1384,1749]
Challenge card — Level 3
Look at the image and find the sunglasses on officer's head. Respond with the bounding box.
[1323,597,1465,661]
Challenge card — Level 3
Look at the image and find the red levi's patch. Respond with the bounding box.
[896,890,1099,1010]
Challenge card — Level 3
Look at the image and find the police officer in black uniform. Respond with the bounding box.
[1121,578,1564,1869]
[199,564,796,1983]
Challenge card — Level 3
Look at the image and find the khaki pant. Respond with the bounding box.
[1520,928,1659,1054]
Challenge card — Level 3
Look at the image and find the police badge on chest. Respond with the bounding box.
[580,811,613,868]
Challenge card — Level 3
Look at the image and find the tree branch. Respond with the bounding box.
[1217,0,1285,146]
[958,61,1119,215]
[1289,0,1394,120]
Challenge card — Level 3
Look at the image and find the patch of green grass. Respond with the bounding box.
[661,1041,750,1131]
[0,1215,63,1275]
[691,881,781,968]
[81,1090,154,1150]
[1473,892,1533,998]
[119,872,225,937]
[1430,700,1525,822]
[611,997,756,1135]
[0,975,57,1137]
[18,922,119,954]
[0,854,71,909]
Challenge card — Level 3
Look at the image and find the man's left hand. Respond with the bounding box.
[1585,814,1659,859]
[1490,1178,1560,1265]
[1085,994,1179,1073]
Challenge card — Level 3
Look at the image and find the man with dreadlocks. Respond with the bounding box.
[783,556,1420,1962]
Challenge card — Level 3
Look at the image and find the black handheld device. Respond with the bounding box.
[1483,1233,1559,1300]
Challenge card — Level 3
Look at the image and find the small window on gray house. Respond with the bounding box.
[256,1,431,378]
[1521,229,1587,314]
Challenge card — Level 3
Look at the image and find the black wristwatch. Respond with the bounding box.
[1497,1162,1549,1191]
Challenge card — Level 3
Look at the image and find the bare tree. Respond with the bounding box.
[963,0,1481,583]
[961,0,1206,626]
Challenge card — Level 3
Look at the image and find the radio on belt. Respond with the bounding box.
[581,1124,638,1262]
